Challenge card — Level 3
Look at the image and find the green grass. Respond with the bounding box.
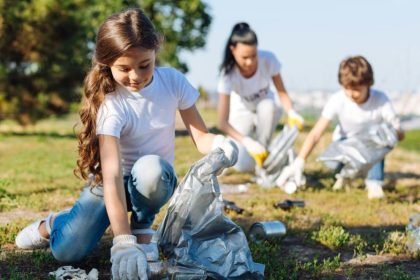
[0,110,419,279]
[311,225,351,250]
[399,129,420,152]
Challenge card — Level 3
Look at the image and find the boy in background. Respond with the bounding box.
[277,55,404,199]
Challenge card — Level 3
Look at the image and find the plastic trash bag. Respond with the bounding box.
[48,266,98,280]
[369,122,398,148]
[155,149,264,279]
[256,125,299,187]
[317,124,396,178]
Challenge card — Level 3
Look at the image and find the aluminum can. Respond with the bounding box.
[249,221,286,243]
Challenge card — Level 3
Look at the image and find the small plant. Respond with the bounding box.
[299,254,341,278]
[381,231,408,255]
[312,225,350,250]
[349,234,368,257]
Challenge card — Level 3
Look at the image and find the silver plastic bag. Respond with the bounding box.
[155,149,264,279]
[256,125,299,187]
[317,123,396,178]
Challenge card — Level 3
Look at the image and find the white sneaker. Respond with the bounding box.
[15,213,54,249]
[332,176,344,191]
[365,180,385,199]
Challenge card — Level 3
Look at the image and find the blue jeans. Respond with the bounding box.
[49,155,177,262]
[334,137,385,182]
[335,157,385,182]
[366,159,385,182]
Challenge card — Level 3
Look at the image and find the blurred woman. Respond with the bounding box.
[217,22,304,172]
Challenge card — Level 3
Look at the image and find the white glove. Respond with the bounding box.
[276,157,306,191]
[287,109,304,130]
[242,137,268,167]
[212,135,238,167]
[111,235,149,280]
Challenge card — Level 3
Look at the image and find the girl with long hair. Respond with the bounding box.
[15,8,237,279]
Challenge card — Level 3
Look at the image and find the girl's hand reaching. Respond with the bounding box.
[111,235,149,280]
[212,135,239,167]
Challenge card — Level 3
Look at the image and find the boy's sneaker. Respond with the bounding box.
[15,213,54,249]
[332,177,344,191]
[365,180,385,199]
[132,228,159,261]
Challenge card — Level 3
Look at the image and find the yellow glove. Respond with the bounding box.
[242,137,268,167]
[251,150,269,167]
[287,109,304,130]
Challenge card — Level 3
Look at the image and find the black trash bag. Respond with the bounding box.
[155,149,264,279]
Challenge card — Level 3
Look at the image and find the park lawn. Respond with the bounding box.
[0,112,419,279]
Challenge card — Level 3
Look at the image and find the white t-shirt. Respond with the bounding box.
[96,67,199,175]
[217,50,281,113]
[321,88,401,139]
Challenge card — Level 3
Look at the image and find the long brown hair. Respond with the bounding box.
[75,8,161,184]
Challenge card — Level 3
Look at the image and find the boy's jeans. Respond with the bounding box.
[366,159,385,182]
[333,139,385,182]
[49,155,177,262]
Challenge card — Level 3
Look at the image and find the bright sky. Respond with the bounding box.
[181,0,420,92]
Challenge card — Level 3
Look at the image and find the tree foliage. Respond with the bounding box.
[0,0,212,124]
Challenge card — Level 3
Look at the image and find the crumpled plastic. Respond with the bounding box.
[256,125,299,187]
[317,123,396,178]
[406,213,420,253]
[369,122,398,148]
[155,148,264,279]
[48,266,98,280]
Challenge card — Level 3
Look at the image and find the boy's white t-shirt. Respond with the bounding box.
[321,88,401,139]
[96,67,199,175]
[217,50,281,113]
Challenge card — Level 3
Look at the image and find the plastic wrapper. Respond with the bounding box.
[406,213,420,253]
[155,149,264,279]
[317,124,396,178]
[256,125,299,187]
[48,266,98,280]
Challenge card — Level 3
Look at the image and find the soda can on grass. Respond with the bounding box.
[249,221,287,243]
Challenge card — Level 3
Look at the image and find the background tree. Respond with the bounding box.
[0,0,211,125]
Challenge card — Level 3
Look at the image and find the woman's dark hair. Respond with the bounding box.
[220,22,258,74]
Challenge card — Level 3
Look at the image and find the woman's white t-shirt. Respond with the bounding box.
[96,67,199,175]
[217,50,281,113]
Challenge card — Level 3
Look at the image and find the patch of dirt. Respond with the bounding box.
[0,209,49,225]
[345,253,414,266]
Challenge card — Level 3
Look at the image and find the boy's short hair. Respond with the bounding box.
[338,56,374,88]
